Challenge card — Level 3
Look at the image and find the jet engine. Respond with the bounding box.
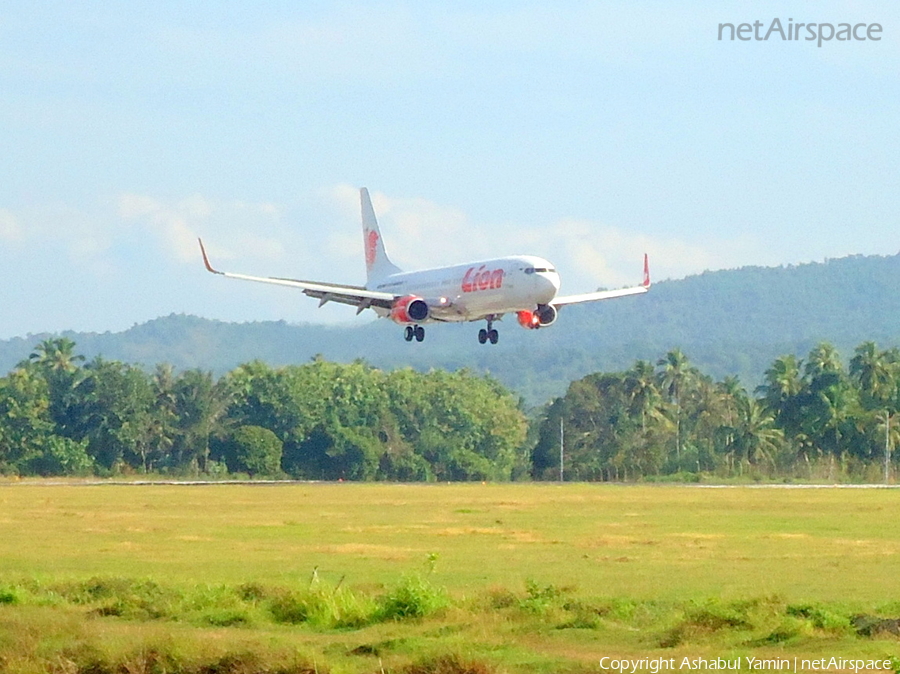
[516,303,558,329]
[390,295,430,324]
[516,310,540,329]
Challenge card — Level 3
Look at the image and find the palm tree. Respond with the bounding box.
[813,381,856,459]
[850,341,895,408]
[804,342,844,387]
[139,363,179,472]
[174,370,233,472]
[624,360,658,434]
[760,354,803,406]
[657,349,695,460]
[21,338,86,436]
[709,376,746,471]
[799,343,856,462]
[758,354,806,444]
[850,343,898,481]
[733,397,784,470]
[25,337,85,373]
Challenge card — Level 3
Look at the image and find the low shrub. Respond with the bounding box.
[376,575,448,621]
[269,586,376,629]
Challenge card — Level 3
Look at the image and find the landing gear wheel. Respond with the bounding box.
[414,325,425,342]
[404,326,414,342]
[478,328,488,344]
[488,329,499,344]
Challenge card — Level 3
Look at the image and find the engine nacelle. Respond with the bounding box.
[517,310,540,329]
[536,303,558,326]
[517,304,558,329]
[390,295,430,324]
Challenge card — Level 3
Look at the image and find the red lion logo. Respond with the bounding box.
[365,230,379,268]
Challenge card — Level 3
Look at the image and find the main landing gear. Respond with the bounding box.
[477,318,499,345]
[404,325,425,342]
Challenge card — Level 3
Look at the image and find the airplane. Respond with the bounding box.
[199,187,650,344]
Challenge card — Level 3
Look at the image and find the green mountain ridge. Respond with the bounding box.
[3,252,899,406]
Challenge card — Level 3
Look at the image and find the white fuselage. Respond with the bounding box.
[369,255,561,323]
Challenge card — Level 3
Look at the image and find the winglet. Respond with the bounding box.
[642,253,651,288]
[198,238,222,275]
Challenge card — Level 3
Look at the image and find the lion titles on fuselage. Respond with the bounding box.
[461,266,504,293]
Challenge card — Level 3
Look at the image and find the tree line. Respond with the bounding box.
[0,338,526,480]
[532,342,900,482]
[2,338,900,482]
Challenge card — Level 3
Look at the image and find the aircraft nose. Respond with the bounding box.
[537,271,560,303]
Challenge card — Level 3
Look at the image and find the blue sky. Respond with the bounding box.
[1,1,897,338]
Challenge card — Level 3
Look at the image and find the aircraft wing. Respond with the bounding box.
[553,254,650,307]
[199,239,396,312]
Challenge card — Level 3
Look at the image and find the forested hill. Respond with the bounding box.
[2,252,899,405]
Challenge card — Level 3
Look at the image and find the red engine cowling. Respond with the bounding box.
[517,304,558,329]
[390,295,430,324]
[517,310,540,329]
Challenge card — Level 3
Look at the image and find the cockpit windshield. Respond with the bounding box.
[524,267,556,274]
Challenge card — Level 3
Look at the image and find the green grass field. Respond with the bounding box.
[0,482,898,673]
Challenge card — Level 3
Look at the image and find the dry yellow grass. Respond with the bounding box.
[0,482,899,603]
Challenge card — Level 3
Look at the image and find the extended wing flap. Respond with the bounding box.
[304,288,392,310]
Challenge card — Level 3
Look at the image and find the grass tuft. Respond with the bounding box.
[518,580,564,615]
[196,651,264,674]
[787,603,851,631]
[402,653,496,674]
[0,585,19,605]
[377,575,449,621]
[268,585,376,629]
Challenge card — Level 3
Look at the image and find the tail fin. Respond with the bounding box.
[360,187,402,284]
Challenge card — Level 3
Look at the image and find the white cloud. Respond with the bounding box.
[117,193,286,265]
[117,193,160,220]
[118,193,203,263]
[370,191,478,269]
[547,218,754,290]
[0,208,23,241]
[0,203,121,278]
[11,203,112,251]
[0,195,292,282]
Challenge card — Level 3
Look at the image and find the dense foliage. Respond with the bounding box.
[0,339,527,480]
[533,342,900,482]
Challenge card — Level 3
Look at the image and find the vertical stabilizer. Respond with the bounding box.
[361,187,402,284]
